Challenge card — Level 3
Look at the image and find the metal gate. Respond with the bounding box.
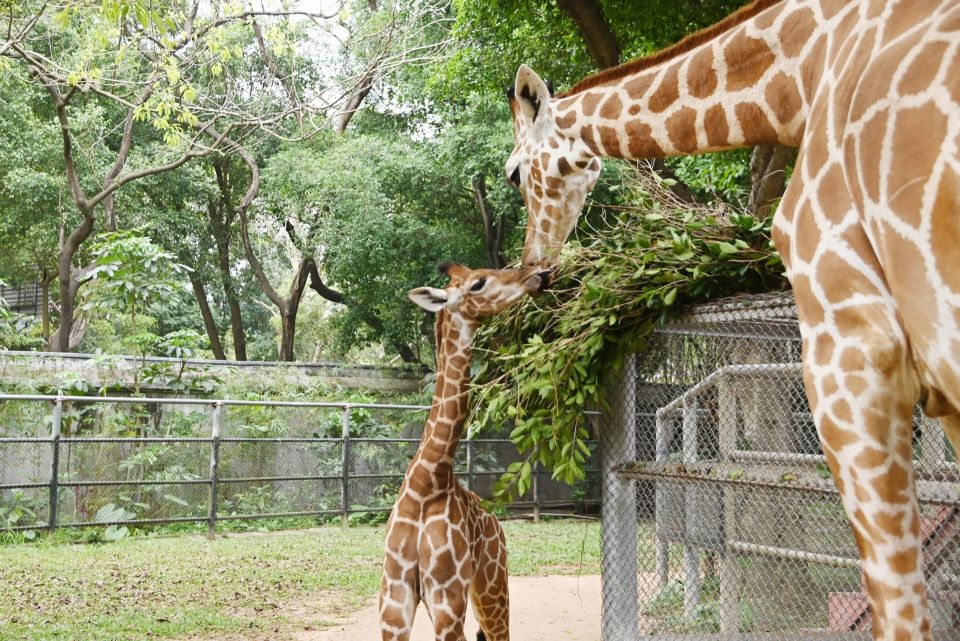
[598,292,960,639]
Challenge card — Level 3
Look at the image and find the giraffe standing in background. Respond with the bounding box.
[502,1,960,638]
[379,262,551,641]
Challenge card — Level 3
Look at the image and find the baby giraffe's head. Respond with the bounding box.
[407,262,551,325]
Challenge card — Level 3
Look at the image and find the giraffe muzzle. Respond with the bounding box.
[535,268,553,292]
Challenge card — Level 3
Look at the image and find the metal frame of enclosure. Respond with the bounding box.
[0,395,598,538]
[599,292,960,640]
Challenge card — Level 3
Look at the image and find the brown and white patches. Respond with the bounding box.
[734,102,778,145]
[648,63,680,113]
[599,92,623,120]
[945,47,960,104]
[686,47,718,98]
[724,29,775,91]
[883,0,936,47]
[597,124,623,155]
[555,109,578,130]
[703,103,730,148]
[666,107,698,153]
[765,71,803,125]
[929,172,960,292]
[382,266,549,640]
[625,120,665,157]
[887,104,949,227]
[780,6,817,58]
[896,41,949,97]
[623,73,654,101]
[581,92,602,117]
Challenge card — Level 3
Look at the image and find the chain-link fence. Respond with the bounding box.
[0,395,599,537]
[599,291,960,640]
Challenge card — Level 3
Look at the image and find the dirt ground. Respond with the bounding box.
[299,574,601,641]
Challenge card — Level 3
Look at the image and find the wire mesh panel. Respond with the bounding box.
[600,292,960,640]
[0,395,598,534]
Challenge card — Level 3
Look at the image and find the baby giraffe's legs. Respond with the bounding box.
[380,521,420,641]
[379,574,419,641]
[469,513,510,641]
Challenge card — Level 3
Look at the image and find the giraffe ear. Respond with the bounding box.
[407,287,449,312]
[514,64,551,123]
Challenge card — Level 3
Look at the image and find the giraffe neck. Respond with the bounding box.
[414,309,476,484]
[551,0,831,157]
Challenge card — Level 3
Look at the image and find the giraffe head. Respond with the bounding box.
[407,262,551,323]
[506,64,602,266]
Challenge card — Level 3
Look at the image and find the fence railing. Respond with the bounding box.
[0,394,599,538]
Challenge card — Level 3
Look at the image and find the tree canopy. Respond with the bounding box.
[1,0,774,374]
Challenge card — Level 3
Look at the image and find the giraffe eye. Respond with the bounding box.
[509,167,521,188]
[470,278,487,292]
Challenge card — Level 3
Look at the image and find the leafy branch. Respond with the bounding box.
[469,169,788,504]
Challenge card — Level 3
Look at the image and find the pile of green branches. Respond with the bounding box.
[468,171,788,503]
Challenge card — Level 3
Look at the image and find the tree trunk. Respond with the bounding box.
[188,271,227,360]
[748,145,794,217]
[336,66,377,134]
[472,174,506,268]
[53,206,94,352]
[40,273,51,340]
[278,312,297,361]
[276,259,311,362]
[556,0,620,69]
[208,161,248,360]
[211,225,247,360]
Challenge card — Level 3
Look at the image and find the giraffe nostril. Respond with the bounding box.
[536,269,553,292]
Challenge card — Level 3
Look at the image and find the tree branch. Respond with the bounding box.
[251,17,304,129]
[306,261,344,303]
[556,0,620,68]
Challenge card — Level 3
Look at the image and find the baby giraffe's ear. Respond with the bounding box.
[407,287,449,312]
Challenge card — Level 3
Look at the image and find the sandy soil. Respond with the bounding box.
[298,574,601,641]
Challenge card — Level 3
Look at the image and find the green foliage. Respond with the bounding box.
[430,0,751,101]
[471,172,787,501]
[81,231,191,323]
[668,149,753,206]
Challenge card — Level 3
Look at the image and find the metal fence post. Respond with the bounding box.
[682,396,701,620]
[341,406,351,528]
[600,354,638,641]
[207,402,222,540]
[718,375,740,633]
[465,439,473,492]
[532,462,541,523]
[48,399,62,534]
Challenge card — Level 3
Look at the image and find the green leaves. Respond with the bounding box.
[470,172,788,504]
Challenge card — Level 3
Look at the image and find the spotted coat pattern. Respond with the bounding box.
[380,264,549,641]
[505,2,960,639]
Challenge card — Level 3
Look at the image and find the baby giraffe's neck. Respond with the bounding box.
[414,309,476,487]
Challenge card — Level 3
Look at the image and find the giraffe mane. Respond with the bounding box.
[555,0,785,98]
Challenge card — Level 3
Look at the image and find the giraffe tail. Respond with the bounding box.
[476,632,487,641]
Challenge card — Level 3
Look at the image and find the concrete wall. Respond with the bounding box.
[0,351,424,394]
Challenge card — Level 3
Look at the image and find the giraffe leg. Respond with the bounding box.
[469,515,510,641]
[379,523,420,641]
[379,572,419,641]
[803,328,931,641]
[425,583,469,641]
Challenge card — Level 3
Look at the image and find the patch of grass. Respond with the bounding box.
[501,518,600,575]
[0,519,598,641]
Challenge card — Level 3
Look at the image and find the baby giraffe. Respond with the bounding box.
[379,262,550,641]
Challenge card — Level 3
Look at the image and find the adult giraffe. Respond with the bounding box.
[504,1,960,639]
[380,263,551,641]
